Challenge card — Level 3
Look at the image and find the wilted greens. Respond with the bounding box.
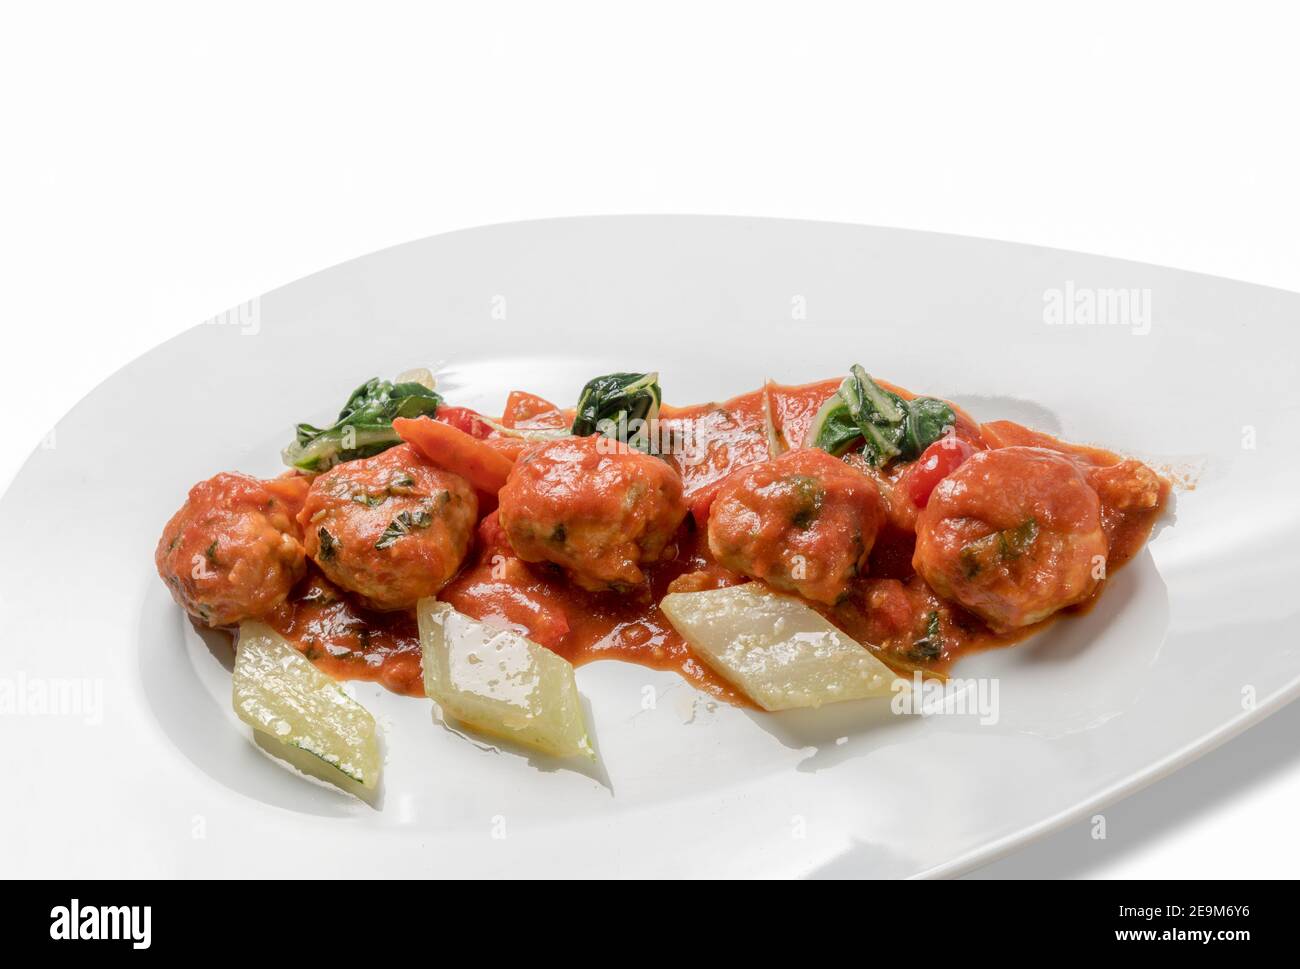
[807,365,956,467]
[570,372,662,452]
[283,378,443,472]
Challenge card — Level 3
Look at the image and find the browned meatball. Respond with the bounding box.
[497,436,687,592]
[707,448,885,605]
[156,472,308,627]
[298,444,477,611]
[913,447,1107,630]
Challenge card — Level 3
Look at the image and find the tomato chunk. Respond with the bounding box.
[897,437,976,509]
[501,391,567,429]
[435,405,494,440]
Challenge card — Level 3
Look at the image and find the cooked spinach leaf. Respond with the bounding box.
[807,365,956,467]
[570,372,662,452]
[805,386,864,456]
[283,377,443,472]
[903,396,956,461]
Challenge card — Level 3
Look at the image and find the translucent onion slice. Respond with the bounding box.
[661,583,902,711]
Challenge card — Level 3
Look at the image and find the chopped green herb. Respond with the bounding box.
[999,517,1040,559]
[959,517,1040,577]
[318,527,340,561]
[375,506,435,550]
[908,611,944,662]
[789,474,824,529]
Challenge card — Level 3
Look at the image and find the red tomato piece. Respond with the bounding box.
[435,405,494,440]
[501,391,566,428]
[898,437,976,509]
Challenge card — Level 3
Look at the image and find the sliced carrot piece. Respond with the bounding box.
[487,435,531,457]
[393,416,515,494]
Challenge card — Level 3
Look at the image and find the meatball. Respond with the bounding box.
[156,472,308,627]
[913,446,1107,630]
[298,444,477,611]
[707,448,885,605]
[497,436,687,592]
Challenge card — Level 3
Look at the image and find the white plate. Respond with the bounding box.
[4,216,1298,879]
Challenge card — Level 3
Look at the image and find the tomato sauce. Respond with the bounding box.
[765,377,841,452]
[266,377,1170,702]
[660,390,773,499]
[266,573,425,696]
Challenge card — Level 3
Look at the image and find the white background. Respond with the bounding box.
[2,1,1297,878]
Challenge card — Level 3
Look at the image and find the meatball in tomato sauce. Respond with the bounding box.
[497,436,687,593]
[707,448,885,605]
[298,444,477,611]
[156,472,308,627]
[913,446,1107,630]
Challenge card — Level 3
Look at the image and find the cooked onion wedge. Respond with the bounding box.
[661,583,902,711]
[417,599,594,759]
[233,621,382,789]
